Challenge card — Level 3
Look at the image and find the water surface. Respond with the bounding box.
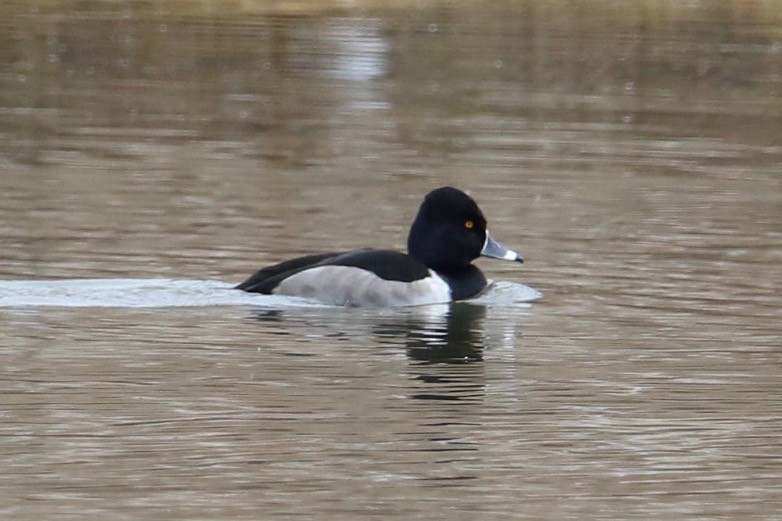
[1,1,780,519]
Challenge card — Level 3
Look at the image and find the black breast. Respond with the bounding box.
[436,265,487,300]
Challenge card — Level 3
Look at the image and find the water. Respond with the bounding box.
[1,1,781,519]
[0,279,541,307]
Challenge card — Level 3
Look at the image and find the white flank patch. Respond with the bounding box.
[273,266,452,307]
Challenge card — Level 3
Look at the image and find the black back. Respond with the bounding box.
[328,249,430,282]
[236,251,344,292]
[236,249,430,294]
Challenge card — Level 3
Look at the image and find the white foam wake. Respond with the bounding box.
[0,279,314,308]
[469,280,543,306]
[0,278,541,309]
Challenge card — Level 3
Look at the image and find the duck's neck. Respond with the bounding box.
[435,264,487,300]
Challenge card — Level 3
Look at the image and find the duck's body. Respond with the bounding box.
[236,187,523,307]
[236,248,487,307]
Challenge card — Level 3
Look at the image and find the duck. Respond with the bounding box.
[236,186,523,307]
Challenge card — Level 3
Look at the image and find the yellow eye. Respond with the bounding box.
[464,220,474,229]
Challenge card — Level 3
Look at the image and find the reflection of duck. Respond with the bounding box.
[237,187,523,307]
[249,303,533,404]
[250,301,488,363]
[402,303,487,363]
[400,304,489,405]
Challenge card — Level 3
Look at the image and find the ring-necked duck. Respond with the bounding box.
[236,186,523,307]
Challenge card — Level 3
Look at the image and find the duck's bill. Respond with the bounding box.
[481,231,523,263]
